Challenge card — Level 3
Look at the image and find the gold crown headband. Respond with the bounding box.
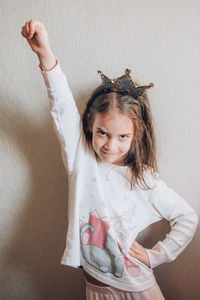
[88,69,154,120]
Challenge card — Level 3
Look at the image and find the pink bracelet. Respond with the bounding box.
[39,58,58,72]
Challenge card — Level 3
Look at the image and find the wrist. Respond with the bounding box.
[37,46,52,57]
[37,48,56,71]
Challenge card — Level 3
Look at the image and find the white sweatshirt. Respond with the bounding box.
[39,59,198,292]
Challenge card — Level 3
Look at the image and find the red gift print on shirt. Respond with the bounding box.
[80,211,125,278]
[86,210,110,249]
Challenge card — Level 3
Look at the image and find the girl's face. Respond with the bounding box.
[90,109,134,165]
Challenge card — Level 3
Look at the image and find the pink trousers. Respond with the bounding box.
[85,279,165,300]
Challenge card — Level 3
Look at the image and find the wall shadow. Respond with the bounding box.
[0,92,85,300]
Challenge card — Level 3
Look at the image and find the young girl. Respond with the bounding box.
[21,20,198,300]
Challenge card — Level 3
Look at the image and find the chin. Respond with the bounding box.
[101,155,123,165]
[103,158,116,163]
[99,155,115,163]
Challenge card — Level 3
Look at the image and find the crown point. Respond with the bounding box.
[125,69,131,75]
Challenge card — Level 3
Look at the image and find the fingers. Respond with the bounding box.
[21,22,31,39]
[128,241,140,257]
[128,250,142,260]
[21,19,37,39]
[128,241,150,267]
[25,21,30,37]
[25,20,35,39]
[130,241,141,253]
[29,19,36,38]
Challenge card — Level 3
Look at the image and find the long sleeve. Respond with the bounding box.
[38,59,83,174]
[146,179,198,269]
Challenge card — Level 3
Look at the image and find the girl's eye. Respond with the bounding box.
[120,135,128,140]
[98,130,107,136]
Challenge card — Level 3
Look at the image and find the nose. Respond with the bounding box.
[104,138,116,152]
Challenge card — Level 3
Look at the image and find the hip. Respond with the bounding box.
[85,277,165,300]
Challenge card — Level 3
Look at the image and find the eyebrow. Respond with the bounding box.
[96,127,132,136]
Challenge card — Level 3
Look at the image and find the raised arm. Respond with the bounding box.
[21,20,84,174]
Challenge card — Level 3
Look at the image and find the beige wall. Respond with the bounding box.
[1,1,200,299]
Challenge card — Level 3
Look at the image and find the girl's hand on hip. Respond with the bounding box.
[128,240,150,268]
[21,19,51,56]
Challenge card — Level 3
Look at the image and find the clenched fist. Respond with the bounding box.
[21,19,56,71]
[21,19,51,56]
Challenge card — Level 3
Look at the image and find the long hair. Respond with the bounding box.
[82,84,158,190]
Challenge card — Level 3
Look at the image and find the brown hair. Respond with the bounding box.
[82,84,158,190]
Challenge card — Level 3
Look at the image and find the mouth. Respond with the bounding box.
[100,150,118,157]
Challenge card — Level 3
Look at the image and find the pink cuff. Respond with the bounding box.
[38,58,66,89]
[146,244,169,269]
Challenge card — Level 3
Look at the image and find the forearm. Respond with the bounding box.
[37,48,57,71]
[146,243,169,269]
[39,60,82,174]
[146,208,198,269]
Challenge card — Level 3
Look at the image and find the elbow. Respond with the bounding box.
[193,211,199,230]
[190,210,199,234]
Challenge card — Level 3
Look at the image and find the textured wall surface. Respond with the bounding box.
[0,1,200,299]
